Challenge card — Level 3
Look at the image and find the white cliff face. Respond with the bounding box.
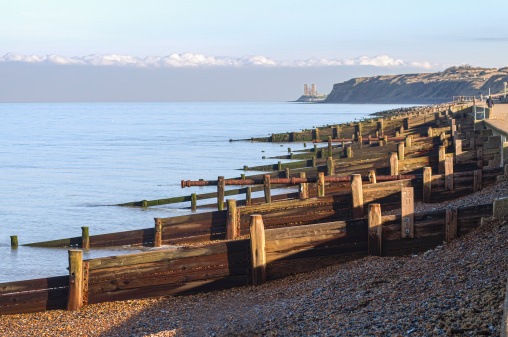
[324,67,508,104]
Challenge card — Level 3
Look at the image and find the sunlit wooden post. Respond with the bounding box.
[226,199,237,240]
[249,215,266,286]
[67,250,83,311]
[423,167,432,203]
[351,174,364,218]
[401,187,414,239]
[368,204,382,256]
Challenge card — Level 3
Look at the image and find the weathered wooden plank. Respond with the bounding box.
[266,242,368,264]
[351,174,364,218]
[0,288,68,315]
[88,276,248,305]
[86,240,249,270]
[446,209,458,242]
[0,276,68,295]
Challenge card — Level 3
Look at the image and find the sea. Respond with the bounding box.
[0,102,414,283]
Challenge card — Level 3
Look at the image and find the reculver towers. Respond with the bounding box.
[304,84,318,96]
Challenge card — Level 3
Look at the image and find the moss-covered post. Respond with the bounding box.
[277,161,282,171]
[81,227,89,249]
[328,137,333,157]
[263,175,271,203]
[217,176,225,211]
[313,144,317,153]
[191,193,197,212]
[10,235,18,248]
[67,250,83,311]
[333,126,340,139]
[312,156,316,167]
[327,157,335,176]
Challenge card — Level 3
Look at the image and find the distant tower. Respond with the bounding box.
[311,84,317,96]
[304,84,309,96]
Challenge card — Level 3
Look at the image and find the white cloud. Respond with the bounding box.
[0,52,436,69]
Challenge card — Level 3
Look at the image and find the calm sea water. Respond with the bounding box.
[0,102,412,283]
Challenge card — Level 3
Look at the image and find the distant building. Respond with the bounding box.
[303,83,318,96]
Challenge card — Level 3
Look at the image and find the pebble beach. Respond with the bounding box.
[0,179,507,336]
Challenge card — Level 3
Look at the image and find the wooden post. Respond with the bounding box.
[368,204,382,256]
[320,148,325,159]
[191,193,197,212]
[81,227,89,249]
[278,161,282,171]
[299,172,308,199]
[438,146,446,174]
[10,235,18,248]
[405,135,412,148]
[474,169,482,192]
[440,131,446,143]
[333,126,340,139]
[317,172,325,197]
[328,137,332,157]
[154,218,162,247]
[246,187,252,206]
[368,169,376,184]
[455,139,462,163]
[377,120,384,136]
[477,148,483,168]
[67,250,83,311]
[341,141,345,150]
[327,157,335,176]
[249,215,266,286]
[423,167,432,203]
[428,127,433,137]
[287,148,291,153]
[389,152,398,175]
[357,136,363,148]
[398,142,405,161]
[313,144,317,152]
[314,127,320,140]
[217,176,225,211]
[312,156,316,167]
[285,167,290,179]
[351,174,364,218]
[384,135,388,145]
[446,208,458,242]
[401,187,414,239]
[226,199,237,240]
[445,156,454,191]
[347,146,353,158]
[263,175,271,203]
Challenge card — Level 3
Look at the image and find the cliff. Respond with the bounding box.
[324,66,508,104]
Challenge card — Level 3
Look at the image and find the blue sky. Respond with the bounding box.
[1,0,507,101]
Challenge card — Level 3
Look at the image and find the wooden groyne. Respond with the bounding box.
[4,100,508,316]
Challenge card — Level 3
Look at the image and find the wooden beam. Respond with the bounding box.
[67,250,83,311]
[368,204,382,256]
[401,187,414,239]
[226,199,238,240]
[427,127,433,137]
[445,156,454,191]
[351,174,364,218]
[389,152,398,175]
[263,175,271,203]
[299,172,309,199]
[423,167,432,203]
[455,139,462,163]
[446,208,458,242]
[474,169,482,192]
[317,172,325,197]
[217,176,225,211]
[405,135,412,148]
[347,146,353,158]
[154,219,162,247]
[249,215,266,286]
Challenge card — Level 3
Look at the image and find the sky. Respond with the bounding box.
[1,0,507,102]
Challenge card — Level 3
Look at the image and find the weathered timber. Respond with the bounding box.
[368,204,382,256]
[423,167,432,203]
[250,215,266,286]
[226,199,238,240]
[351,174,364,218]
[67,250,83,311]
[401,187,414,239]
